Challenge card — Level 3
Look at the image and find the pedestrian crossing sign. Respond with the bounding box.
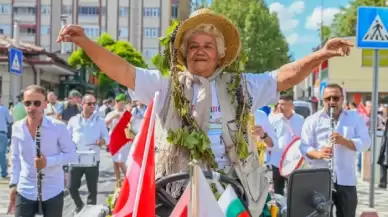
[8,47,23,75]
[357,6,388,49]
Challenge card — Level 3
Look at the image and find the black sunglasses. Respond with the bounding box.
[86,102,96,106]
[23,100,42,107]
[323,96,341,102]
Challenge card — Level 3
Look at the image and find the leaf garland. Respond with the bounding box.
[152,20,252,169]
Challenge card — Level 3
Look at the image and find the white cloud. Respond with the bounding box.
[305,7,340,30]
[269,1,305,32]
[286,34,317,45]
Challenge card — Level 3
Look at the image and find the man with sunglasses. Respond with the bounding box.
[300,83,371,217]
[67,94,109,214]
[9,85,77,217]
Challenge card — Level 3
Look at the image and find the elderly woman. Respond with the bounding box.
[57,8,352,216]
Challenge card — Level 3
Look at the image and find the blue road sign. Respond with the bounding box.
[319,80,327,97]
[357,6,388,49]
[8,47,23,75]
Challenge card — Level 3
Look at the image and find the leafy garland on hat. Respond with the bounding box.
[152,20,252,169]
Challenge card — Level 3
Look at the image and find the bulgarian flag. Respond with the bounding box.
[218,185,250,217]
[112,93,159,217]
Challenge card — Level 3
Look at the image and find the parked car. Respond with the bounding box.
[294,100,314,118]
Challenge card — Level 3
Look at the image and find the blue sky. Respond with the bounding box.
[264,0,351,60]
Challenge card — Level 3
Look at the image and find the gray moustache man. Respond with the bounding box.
[57,8,353,216]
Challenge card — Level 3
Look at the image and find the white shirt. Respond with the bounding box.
[269,113,304,167]
[98,104,108,119]
[10,116,77,201]
[254,110,278,164]
[299,109,371,186]
[67,113,110,161]
[133,67,279,168]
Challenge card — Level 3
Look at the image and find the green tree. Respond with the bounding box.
[331,0,387,37]
[211,0,291,73]
[68,33,147,97]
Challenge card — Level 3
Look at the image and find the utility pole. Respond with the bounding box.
[11,18,21,104]
[318,0,324,109]
[60,15,68,55]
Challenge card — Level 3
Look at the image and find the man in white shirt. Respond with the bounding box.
[269,95,304,196]
[299,83,371,217]
[44,92,61,119]
[67,94,109,214]
[9,85,77,217]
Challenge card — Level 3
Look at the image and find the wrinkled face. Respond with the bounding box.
[47,93,57,103]
[278,99,293,114]
[82,95,97,114]
[323,87,344,115]
[365,101,372,115]
[186,33,219,78]
[23,90,47,120]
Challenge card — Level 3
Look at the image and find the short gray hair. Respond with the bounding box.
[68,90,82,98]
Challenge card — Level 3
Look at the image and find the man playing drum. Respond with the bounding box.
[57,8,353,216]
[270,95,304,195]
[67,94,109,214]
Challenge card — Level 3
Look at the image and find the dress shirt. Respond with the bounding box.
[67,113,110,161]
[269,113,304,167]
[254,110,278,164]
[300,109,371,186]
[10,116,77,201]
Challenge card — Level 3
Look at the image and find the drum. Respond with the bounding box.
[70,150,98,167]
[279,137,308,177]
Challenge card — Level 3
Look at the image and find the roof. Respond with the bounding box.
[0,35,77,73]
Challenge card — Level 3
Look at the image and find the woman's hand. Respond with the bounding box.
[56,24,88,45]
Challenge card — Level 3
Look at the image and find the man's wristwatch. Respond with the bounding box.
[9,184,17,189]
[260,132,268,140]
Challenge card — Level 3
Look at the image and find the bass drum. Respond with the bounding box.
[279,137,309,178]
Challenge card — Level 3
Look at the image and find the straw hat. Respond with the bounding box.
[173,8,241,68]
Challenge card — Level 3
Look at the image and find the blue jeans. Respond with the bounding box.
[0,133,8,177]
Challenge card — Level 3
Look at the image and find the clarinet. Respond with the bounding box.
[328,107,337,193]
[36,125,44,215]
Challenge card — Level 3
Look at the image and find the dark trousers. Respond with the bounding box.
[272,166,286,196]
[15,192,64,217]
[379,165,387,187]
[69,161,100,209]
[331,183,358,217]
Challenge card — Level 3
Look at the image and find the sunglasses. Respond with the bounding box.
[86,102,96,106]
[323,96,341,102]
[23,100,42,107]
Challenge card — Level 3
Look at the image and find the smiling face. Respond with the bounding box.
[186,33,219,77]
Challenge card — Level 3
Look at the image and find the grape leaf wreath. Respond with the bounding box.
[152,20,253,169]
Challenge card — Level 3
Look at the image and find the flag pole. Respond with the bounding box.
[132,92,160,217]
[189,160,199,217]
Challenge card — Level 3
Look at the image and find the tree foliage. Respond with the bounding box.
[211,0,291,73]
[331,0,387,37]
[68,33,147,97]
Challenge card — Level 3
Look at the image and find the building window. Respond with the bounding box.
[41,25,50,35]
[79,6,103,16]
[119,28,128,37]
[0,4,11,14]
[143,28,159,38]
[84,26,100,38]
[0,24,11,36]
[14,7,36,15]
[41,5,51,15]
[143,7,160,17]
[171,4,178,19]
[20,26,36,36]
[143,48,159,59]
[119,7,128,16]
[62,5,72,15]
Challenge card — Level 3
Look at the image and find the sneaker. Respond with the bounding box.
[74,204,84,215]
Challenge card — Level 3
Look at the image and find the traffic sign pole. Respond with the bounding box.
[369,49,379,208]
[10,18,21,104]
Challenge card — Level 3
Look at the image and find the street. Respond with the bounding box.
[0,151,115,217]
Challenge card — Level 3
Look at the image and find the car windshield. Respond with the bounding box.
[294,106,310,118]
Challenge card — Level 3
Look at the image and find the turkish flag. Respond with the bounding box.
[109,111,133,156]
[169,185,190,217]
[112,97,156,217]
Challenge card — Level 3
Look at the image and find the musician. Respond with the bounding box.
[9,85,77,217]
[299,83,371,217]
[67,94,109,214]
[269,95,304,196]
